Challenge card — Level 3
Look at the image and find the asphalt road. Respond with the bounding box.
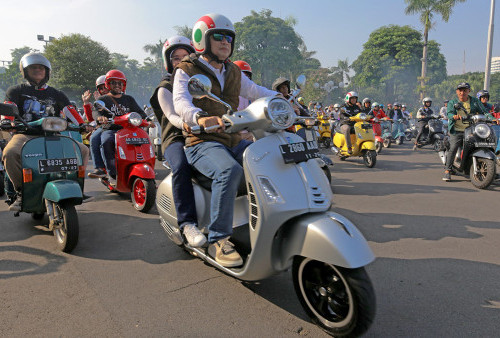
[1,143,499,337]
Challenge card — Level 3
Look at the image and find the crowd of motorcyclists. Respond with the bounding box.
[1,12,500,263]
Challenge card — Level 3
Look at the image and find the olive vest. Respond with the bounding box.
[175,54,241,147]
[149,75,183,154]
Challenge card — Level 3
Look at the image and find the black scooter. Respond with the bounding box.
[415,116,446,151]
[437,103,498,189]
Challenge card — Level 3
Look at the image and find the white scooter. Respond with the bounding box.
[144,104,162,161]
[156,75,376,337]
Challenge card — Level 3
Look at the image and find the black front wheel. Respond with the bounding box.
[375,141,382,154]
[404,131,412,141]
[363,150,377,168]
[52,203,79,253]
[292,257,376,337]
[470,158,495,189]
[382,138,391,148]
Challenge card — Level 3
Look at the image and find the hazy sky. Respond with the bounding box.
[0,0,498,75]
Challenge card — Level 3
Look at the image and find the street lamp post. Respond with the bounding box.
[484,0,495,91]
[37,35,55,46]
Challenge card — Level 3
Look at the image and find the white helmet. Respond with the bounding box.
[192,13,235,60]
[422,97,432,106]
[162,35,195,72]
[19,52,51,86]
[95,75,106,88]
[334,103,340,108]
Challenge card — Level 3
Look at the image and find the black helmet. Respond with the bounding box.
[272,77,290,92]
[476,90,490,100]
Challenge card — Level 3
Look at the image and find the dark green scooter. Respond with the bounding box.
[0,103,85,253]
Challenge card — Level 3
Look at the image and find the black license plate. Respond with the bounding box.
[38,158,78,174]
[126,137,150,145]
[279,141,319,164]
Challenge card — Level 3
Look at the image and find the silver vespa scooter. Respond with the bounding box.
[156,75,376,337]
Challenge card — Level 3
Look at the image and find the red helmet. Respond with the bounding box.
[233,60,252,74]
[105,69,127,92]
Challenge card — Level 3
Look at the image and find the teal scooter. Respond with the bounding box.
[0,103,85,253]
[391,119,406,145]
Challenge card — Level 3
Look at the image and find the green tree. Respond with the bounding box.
[428,72,500,103]
[174,25,193,40]
[405,0,466,98]
[351,25,446,105]
[143,38,164,72]
[232,9,306,87]
[44,33,113,100]
[0,47,37,94]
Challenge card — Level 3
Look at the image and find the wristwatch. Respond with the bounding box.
[195,111,208,124]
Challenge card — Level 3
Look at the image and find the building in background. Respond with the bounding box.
[492,56,500,74]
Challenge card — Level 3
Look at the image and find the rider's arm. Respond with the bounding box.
[240,74,278,101]
[83,104,94,122]
[158,87,184,130]
[173,69,203,127]
[128,96,147,119]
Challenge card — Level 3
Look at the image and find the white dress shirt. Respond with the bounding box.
[173,57,277,127]
[157,87,183,130]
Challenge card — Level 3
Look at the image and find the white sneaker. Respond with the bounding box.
[9,194,22,211]
[182,224,207,247]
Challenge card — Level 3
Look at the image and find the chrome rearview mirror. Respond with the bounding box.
[296,74,306,89]
[187,74,234,115]
[93,100,112,114]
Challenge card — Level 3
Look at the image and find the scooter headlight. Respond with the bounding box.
[42,117,68,132]
[474,123,490,139]
[266,98,295,129]
[128,112,143,127]
[304,118,316,127]
[358,113,368,121]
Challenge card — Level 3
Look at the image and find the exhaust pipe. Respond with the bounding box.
[438,151,446,164]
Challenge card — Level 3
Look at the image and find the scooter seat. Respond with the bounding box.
[192,170,248,197]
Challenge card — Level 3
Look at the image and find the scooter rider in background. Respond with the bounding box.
[386,103,394,117]
[95,70,150,185]
[86,75,111,178]
[82,75,109,123]
[173,13,278,267]
[390,102,404,120]
[477,90,494,113]
[339,91,362,154]
[149,35,206,247]
[443,82,498,181]
[233,60,253,110]
[439,100,449,119]
[414,97,434,150]
[2,52,90,211]
[369,102,388,119]
[361,98,371,114]
[401,104,411,118]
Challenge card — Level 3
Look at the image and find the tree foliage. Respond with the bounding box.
[232,9,318,87]
[0,47,36,92]
[351,25,446,105]
[44,33,113,99]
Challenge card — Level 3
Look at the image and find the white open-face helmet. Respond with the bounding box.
[192,13,235,59]
[19,52,51,85]
[162,35,195,72]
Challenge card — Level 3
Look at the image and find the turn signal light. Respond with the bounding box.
[23,168,33,183]
[78,166,85,178]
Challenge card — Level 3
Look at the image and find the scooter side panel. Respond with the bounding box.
[21,136,83,213]
[278,211,375,269]
[43,180,83,204]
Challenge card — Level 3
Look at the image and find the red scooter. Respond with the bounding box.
[370,117,384,154]
[94,101,156,213]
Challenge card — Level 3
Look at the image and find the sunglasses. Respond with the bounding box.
[109,80,123,86]
[212,33,233,43]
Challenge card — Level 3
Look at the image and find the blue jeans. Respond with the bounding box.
[89,127,105,169]
[184,140,251,243]
[101,129,117,178]
[164,141,197,228]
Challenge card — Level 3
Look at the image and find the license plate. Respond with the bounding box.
[38,158,78,174]
[279,141,319,164]
[126,137,150,145]
[474,143,495,147]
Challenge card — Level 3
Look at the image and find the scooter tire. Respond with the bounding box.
[292,256,376,337]
[383,138,391,148]
[404,132,412,141]
[322,166,332,184]
[53,203,79,253]
[156,144,163,161]
[470,158,495,189]
[375,142,382,154]
[363,150,377,168]
[131,178,156,213]
[32,212,45,220]
[323,138,331,149]
[0,172,4,197]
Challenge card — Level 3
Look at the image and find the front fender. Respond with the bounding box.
[43,180,82,205]
[472,149,496,160]
[128,163,155,182]
[433,133,445,140]
[278,211,375,269]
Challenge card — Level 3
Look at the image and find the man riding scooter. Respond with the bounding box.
[2,52,90,211]
[173,13,278,267]
[339,91,362,154]
[413,97,434,150]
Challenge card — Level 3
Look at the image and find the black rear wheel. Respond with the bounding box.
[292,257,376,337]
[383,138,391,148]
[363,150,377,168]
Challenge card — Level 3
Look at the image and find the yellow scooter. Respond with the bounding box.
[332,113,377,167]
[317,114,332,148]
